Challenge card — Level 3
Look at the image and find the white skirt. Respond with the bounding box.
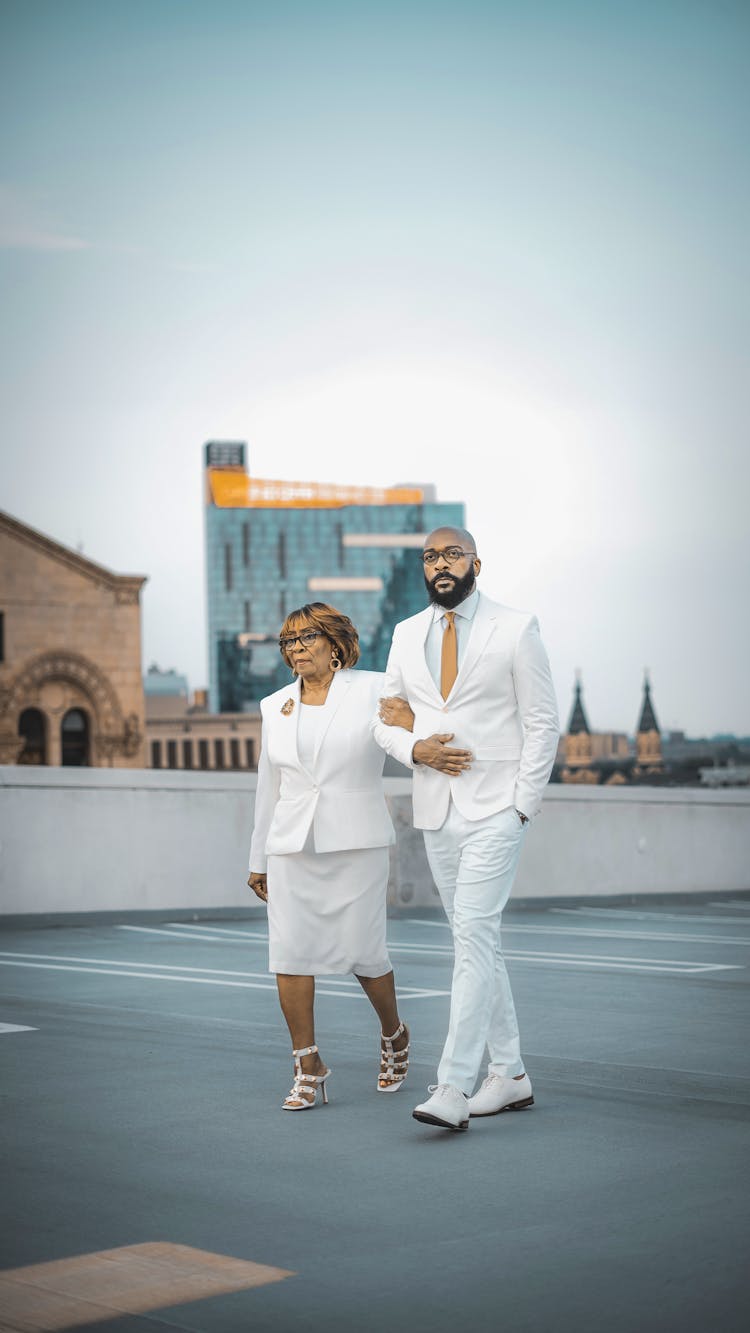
[266,840,391,977]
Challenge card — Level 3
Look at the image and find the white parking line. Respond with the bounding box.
[119,925,269,944]
[503,952,738,975]
[550,907,750,926]
[164,923,268,940]
[10,929,741,978]
[120,925,445,953]
[117,924,743,975]
[135,919,750,952]
[404,919,450,929]
[405,917,750,947]
[508,925,750,946]
[0,1022,37,1034]
[393,943,737,974]
[1,950,348,983]
[131,919,750,951]
[123,926,450,958]
[0,954,446,1000]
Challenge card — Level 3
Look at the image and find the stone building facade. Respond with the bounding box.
[146,704,261,771]
[0,510,147,767]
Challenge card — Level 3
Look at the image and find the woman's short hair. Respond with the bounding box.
[278,602,360,672]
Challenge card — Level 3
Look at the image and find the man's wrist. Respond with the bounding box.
[516,808,529,825]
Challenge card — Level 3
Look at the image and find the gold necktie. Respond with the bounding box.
[440,611,458,700]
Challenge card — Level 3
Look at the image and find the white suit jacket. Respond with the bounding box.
[371,593,559,829]
[249,668,395,873]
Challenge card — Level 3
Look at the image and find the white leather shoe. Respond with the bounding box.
[412,1084,469,1131]
[467,1072,534,1117]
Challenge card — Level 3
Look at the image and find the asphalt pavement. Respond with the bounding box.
[1,899,748,1332]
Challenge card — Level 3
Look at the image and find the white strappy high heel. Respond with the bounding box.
[378,1021,410,1093]
[282,1044,331,1111]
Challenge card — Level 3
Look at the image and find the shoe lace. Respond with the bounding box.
[427,1084,459,1100]
[481,1074,504,1091]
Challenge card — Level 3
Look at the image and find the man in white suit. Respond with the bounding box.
[372,527,559,1130]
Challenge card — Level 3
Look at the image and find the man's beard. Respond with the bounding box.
[424,565,476,609]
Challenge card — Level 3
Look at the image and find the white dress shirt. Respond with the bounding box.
[424,587,480,691]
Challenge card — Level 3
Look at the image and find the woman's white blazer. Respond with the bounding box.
[249,669,395,874]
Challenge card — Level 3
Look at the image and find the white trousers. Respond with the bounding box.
[423,802,527,1094]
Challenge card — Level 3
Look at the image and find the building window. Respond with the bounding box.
[0,611,4,662]
[244,600,252,632]
[167,740,178,768]
[242,523,250,567]
[245,738,255,768]
[198,739,209,769]
[278,530,287,578]
[182,739,193,769]
[151,740,162,768]
[279,591,286,624]
[18,708,46,765]
[206,441,245,469]
[61,709,89,767]
[224,543,233,591]
[230,738,241,769]
[214,738,225,768]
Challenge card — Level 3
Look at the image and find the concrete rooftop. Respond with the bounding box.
[1,899,748,1332]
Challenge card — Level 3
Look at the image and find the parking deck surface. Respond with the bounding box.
[1,900,748,1332]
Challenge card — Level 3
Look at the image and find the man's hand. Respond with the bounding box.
[248,872,268,902]
[378,695,415,731]
[412,734,473,775]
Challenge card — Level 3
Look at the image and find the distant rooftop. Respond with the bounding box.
[144,665,189,698]
[204,440,435,509]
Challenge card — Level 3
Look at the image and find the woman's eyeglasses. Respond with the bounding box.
[279,629,323,651]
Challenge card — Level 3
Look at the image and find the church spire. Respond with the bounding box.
[567,671,590,735]
[635,670,663,773]
[637,670,660,735]
[562,672,595,782]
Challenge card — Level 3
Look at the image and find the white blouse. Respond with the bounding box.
[297,698,332,772]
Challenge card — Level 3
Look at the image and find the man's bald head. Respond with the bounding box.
[424,526,478,555]
[422,528,481,609]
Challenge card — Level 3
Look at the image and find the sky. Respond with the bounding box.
[1,0,748,736]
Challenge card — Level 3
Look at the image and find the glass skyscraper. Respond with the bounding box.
[204,442,465,710]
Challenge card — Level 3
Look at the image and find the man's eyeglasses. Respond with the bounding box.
[279,629,323,652]
[422,547,477,566]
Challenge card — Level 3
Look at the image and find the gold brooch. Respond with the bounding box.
[280,698,295,716]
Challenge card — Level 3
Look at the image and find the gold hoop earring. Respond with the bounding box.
[330,650,342,671]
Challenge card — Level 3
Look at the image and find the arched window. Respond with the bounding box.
[18,708,47,765]
[61,708,89,766]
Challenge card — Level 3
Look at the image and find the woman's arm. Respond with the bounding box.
[248,708,280,879]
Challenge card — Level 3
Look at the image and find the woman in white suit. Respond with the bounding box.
[248,602,409,1111]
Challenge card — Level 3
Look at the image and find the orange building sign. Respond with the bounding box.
[208,470,424,509]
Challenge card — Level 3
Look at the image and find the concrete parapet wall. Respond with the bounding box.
[1,767,748,918]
